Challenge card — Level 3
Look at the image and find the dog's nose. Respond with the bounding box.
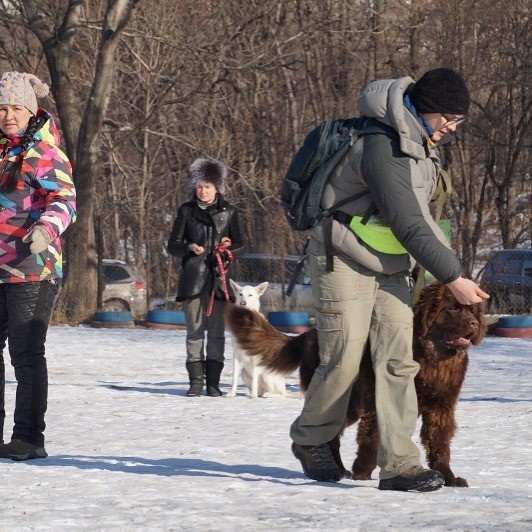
[467,318,480,334]
[240,301,247,306]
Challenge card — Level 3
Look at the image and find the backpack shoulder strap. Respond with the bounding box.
[412,167,452,304]
[357,118,398,138]
[322,119,398,271]
[321,119,397,218]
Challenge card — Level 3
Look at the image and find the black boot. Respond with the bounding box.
[378,466,444,492]
[291,442,343,482]
[205,360,224,397]
[186,361,205,397]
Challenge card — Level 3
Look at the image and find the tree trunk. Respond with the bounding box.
[53,0,140,323]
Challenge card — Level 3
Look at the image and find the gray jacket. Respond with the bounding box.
[310,76,462,284]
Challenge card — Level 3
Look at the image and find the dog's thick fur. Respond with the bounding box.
[227,280,290,398]
[226,281,486,486]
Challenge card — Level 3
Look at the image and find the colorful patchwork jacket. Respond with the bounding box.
[0,109,76,283]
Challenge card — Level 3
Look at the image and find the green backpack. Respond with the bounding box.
[280,117,394,231]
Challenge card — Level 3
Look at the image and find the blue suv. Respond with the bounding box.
[480,249,532,314]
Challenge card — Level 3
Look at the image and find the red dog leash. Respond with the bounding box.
[205,241,233,316]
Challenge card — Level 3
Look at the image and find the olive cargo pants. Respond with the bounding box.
[290,240,422,479]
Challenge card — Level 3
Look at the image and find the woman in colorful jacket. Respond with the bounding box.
[0,72,76,461]
[167,158,247,397]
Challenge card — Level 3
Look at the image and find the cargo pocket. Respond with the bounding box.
[316,309,344,369]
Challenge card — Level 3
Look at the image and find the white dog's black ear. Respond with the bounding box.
[255,282,269,296]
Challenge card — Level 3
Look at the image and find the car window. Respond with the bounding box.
[103,264,132,283]
[491,254,507,271]
[502,258,522,275]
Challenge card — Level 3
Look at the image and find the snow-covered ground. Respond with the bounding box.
[1,325,531,531]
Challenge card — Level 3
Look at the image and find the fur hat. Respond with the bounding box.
[187,158,227,195]
[410,68,470,115]
[0,71,49,114]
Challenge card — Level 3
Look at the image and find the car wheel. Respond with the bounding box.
[101,299,130,313]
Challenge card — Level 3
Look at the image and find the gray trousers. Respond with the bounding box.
[183,293,226,364]
[290,239,421,479]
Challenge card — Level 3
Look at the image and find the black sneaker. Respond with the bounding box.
[378,466,444,492]
[0,439,48,461]
[291,442,343,482]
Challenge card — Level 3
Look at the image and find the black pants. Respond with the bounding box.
[0,280,58,446]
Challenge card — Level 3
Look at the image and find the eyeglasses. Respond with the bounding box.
[441,113,465,127]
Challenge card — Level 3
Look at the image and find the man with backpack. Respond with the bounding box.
[289,68,489,491]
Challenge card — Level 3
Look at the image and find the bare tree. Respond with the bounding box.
[0,0,528,322]
[430,0,531,274]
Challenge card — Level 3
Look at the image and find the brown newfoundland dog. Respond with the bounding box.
[225,281,486,487]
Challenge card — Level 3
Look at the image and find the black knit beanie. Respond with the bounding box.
[410,68,470,115]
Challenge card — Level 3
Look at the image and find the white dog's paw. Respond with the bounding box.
[261,392,284,398]
[285,391,303,399]
[226,390,237,398]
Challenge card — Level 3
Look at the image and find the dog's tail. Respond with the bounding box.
[225,303,313,375]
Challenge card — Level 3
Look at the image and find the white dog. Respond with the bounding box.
[227,279,289,398]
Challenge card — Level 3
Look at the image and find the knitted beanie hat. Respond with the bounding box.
[0,71,50,114]
[187,158,228,195]
[410,68,470,115]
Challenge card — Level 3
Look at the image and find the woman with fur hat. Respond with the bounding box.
[167,158,247,396]
[0,72,76,461]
